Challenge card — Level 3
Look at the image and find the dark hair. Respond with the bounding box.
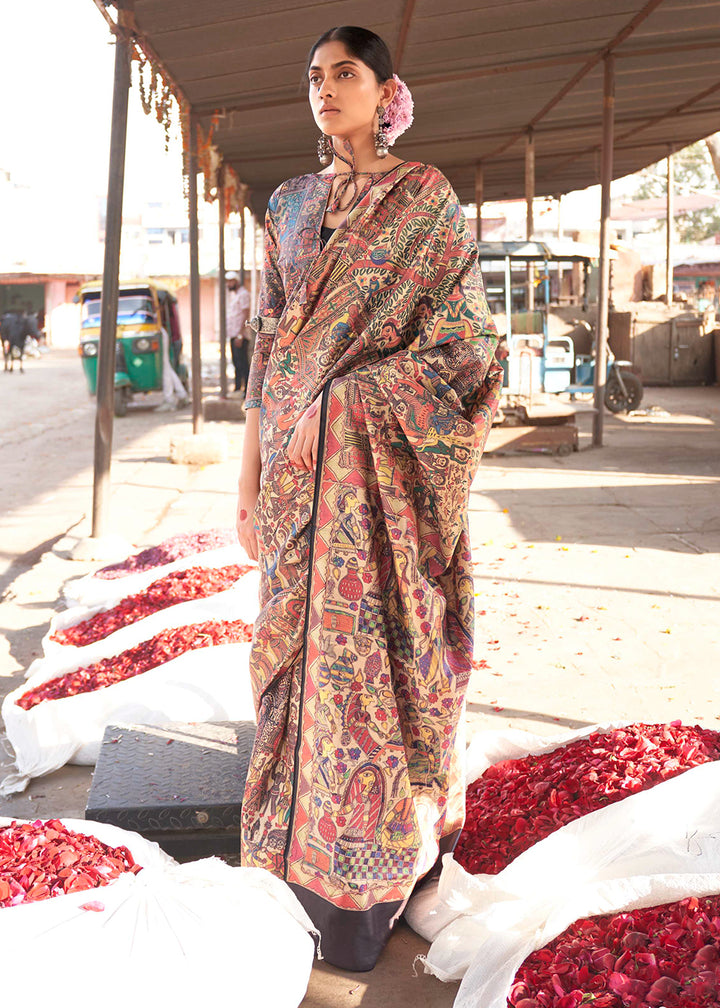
[303,26,393,88]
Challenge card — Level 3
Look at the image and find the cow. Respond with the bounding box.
[1,311,30,373]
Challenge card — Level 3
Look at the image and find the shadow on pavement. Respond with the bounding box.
[466,702,592,730]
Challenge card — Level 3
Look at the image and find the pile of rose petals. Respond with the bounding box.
[509,894,720,1008]
[456,723,720,875]
[17,618,254,711]
[0,819,141,907]
[96,528,238,580]
[51,563,252,647]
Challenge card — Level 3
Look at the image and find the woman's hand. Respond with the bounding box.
[287,393,323,471]
[236,483,260,562]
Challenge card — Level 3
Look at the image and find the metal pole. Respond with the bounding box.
[218,161,228,399]
[188,108,203,434]
[475,162,484,241]
[504,255,513,387]
[666,146,674,305]
[250,214,258,317]
[239,196,246,282]
[504,256,512,333]
[525,127,535,311]
[91,5,131,539]
[556,194,564,301]
[593,54,615,448]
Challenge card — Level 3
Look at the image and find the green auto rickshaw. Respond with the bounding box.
[77,282,188,416]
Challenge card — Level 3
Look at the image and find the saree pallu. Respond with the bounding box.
[242,163,503,970]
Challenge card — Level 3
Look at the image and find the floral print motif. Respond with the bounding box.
[241,161,502,969]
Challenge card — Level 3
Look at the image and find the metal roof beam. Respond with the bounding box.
[215,97,720,165]
[484,0,669,161]
[394,0,416,74]
[187,35,720,118]
[535,78,720,183]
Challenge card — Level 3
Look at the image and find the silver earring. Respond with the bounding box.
[374,105,389,159]
[317,133,333,166]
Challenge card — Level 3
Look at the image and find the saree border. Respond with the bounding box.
[283,380,332,880]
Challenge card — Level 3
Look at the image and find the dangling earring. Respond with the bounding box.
[374,105,389,159]
[317,133,333,166]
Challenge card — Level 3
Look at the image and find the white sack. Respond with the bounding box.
[464,719,630,787]
[418,759,720,1008]
[405,721,628,942]
[1,636,257,797]
[0,817,318,1008]
[63,543,250,609]
[40,566,260,668]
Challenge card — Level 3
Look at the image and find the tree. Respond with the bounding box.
[705,133,720,186]
[634,137,720,242]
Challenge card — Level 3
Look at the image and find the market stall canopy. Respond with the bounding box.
[611,193,719,221]
[100,0,720,214]
[476,239,610,262]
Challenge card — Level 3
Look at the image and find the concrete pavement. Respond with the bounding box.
[0,348,718,1006]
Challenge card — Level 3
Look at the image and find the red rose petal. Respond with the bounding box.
[456,723,720,876]
[17,617,254,710]
[0,820,141,909]
[52,563,253,647]
[95,528,238,579]
[509,895,720,1008]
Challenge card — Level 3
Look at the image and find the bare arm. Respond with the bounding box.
[236,406,261,561]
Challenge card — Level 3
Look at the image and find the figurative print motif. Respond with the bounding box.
[241,161,503,961]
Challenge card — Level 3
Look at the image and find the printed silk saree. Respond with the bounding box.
[242,161,503,970]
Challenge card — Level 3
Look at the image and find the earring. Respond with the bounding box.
[317,133,333,166]
[374,105,389,159]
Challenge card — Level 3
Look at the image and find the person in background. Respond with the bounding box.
[23,308,41,357]
[226,270,251,396]
[156,303,190,412]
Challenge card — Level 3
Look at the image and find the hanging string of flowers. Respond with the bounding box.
[132,48,177,154]
[198,112,221,202]
[130,40,248,216]
[224,171,247,220]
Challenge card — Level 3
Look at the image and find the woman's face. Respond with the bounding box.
[308,41,394,141]
[357,767,377,793]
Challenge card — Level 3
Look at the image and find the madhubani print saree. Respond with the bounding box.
[242,161,503,970]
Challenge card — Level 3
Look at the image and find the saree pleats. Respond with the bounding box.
[241,162,503,969]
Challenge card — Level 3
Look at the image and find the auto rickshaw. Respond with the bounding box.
[76,282,188,416]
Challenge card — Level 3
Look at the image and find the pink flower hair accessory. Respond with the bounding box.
[384,74,414,145]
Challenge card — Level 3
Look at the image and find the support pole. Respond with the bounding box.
[239,193,246,282]
[504,254,512,347]
[666,146,674,305]
[475,162,484,242]
[593,54,615,448]
[250,214,258,317]
[556,194,564,301]
[91,5,131,539]
[218,161,228,399]
[188,108,203,434]
[525,127,535,311]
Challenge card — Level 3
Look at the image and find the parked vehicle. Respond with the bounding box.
[568,320,644,413]
[76,282,187,416]
[478,242,642,413]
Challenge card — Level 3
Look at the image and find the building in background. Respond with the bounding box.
[0,166,259,347]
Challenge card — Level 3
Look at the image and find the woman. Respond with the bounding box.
[237,25,503,971]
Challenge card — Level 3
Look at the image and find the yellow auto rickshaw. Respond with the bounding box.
[77,281,188,416]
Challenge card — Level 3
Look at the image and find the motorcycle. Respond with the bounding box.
[569,321,643,414]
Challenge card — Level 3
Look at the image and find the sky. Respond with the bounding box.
[1,0,185,213]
